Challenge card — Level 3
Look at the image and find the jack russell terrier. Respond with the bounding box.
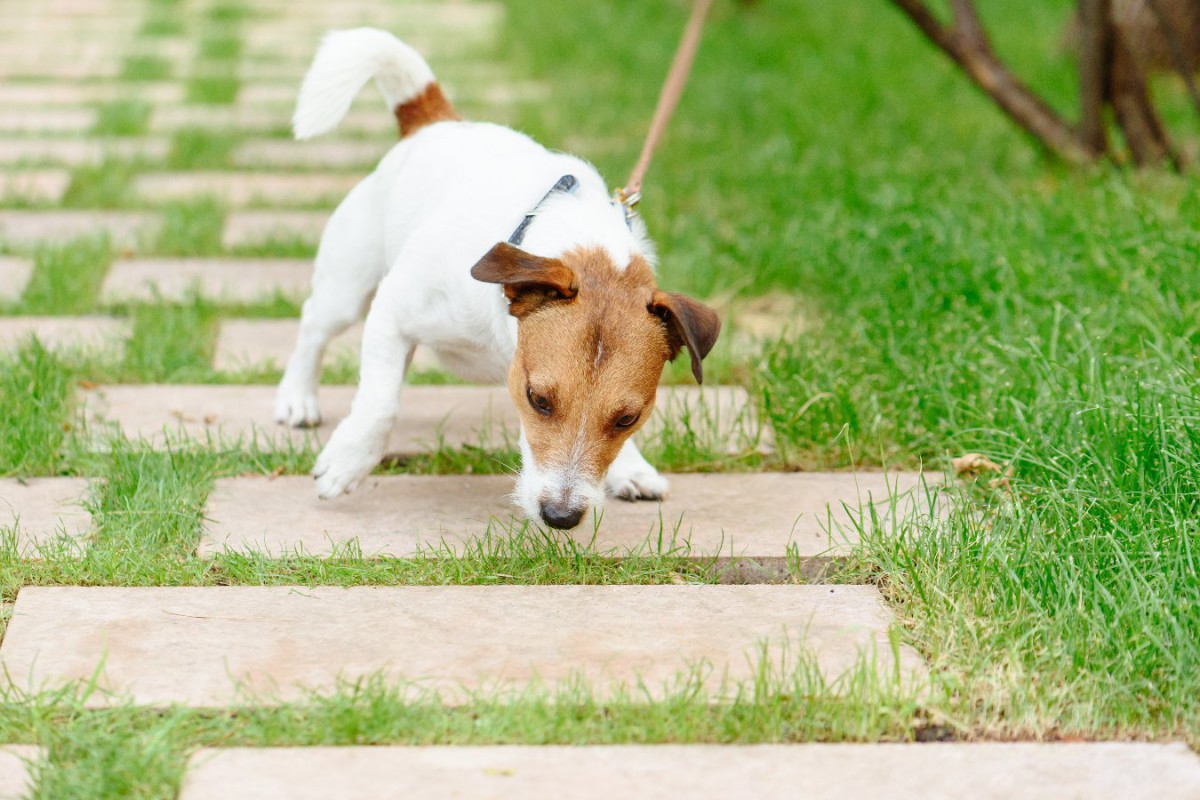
[275,28,720,530]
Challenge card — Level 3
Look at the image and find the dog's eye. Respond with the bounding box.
[527,386,552,416]
[614,412,640,430]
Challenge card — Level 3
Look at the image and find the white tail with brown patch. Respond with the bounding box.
[293,27,441,140]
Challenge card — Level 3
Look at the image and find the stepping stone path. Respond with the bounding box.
[178,743,1200,800]
[0,585,925,706]
[0,478,92,553]
[81,384,759,454]
[0,316,130,354]
[0,257,32,302]
[0,747,37,800]
[102,258,313,303]
[202,472,941,573]
[3,0,1197,795]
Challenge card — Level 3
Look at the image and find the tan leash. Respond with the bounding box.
[614,0,714,220]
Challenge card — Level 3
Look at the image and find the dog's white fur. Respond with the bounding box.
[276,28,670,518]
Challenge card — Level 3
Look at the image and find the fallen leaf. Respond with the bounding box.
[951,453,1001,477]
[77,379,98,390]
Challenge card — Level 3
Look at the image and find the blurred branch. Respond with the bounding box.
[1110,28,1181,167]
[1078,0,1112,155]
[888,0,1092,162]
[1145,0,1200,114]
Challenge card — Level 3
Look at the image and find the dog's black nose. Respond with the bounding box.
[540,502,585,530]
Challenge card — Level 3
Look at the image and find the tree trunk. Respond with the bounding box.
[1079,0,1113,155]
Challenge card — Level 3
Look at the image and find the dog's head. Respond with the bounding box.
[472,241,720,529]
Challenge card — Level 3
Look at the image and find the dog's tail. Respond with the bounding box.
[292,27,459,141]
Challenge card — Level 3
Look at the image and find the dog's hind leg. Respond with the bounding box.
[276,182,383,427]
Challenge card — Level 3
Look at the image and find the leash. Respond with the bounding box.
[506,0,713,244]
[613,0,714,223]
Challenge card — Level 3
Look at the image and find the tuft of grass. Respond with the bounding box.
[166,130,238,169]
[185,74,240,105]
[18,236,111,315]
[198,34,242,61]
[0,342,75,476]
[120,55,172,82]
[118,299,219,382]
[153,199,225,256]
[61,160,137,209]
[91,101,150,137]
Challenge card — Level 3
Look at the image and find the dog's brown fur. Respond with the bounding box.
[472,242,719,497]
[395,83,460,138]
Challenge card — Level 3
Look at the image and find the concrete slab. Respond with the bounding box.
[0,746,38,800]
[201,472,944,562]
[102,258,312,304]
[0,138,170,167]
[212,318,439,373]
[0,108,96,132]
[0,169,72,203]
[0,256,33,302]
[0,210,158,249]
[213,318,363,372]
[231,139,387,170]
[0,316,131,353]
[150,106,386,136]
[0,477,92,553]
[133,172,362,207]
[80,385,757,455]
[222,211,328,249]
[0,82,182,105]
[178,743,1200,800]
[0,585,923,706]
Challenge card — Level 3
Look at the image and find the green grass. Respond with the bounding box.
[17,236,111,315]
[120,55,172,83]
[166,131,239,169]
[91,102,150,137]
[1,0,1198,792]
[185,74,240,105]
[153,199,225,255]
[62,160,138,209]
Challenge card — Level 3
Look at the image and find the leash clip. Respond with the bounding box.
[613,186,641,228]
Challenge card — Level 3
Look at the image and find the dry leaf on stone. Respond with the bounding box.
[951,453,1002,477]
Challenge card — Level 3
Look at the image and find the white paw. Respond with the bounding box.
[275,383,321,428]
[606,466,670,502]
[312,425,383,499]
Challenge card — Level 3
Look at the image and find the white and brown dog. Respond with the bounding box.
[276,28,720,530]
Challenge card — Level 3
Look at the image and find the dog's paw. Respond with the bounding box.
[606,466,670,502]
[275,383,321,428]
[312,427,382,499]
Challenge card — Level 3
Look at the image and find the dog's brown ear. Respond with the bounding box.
[471,242,578,318]
[649,290,721,384]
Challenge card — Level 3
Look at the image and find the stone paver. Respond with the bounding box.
[149,106,386,136]
[0,169,71,203]
[80,385,757,454]
[0,478,92,553]
[0,585,923,706]
[0,210,158,249]
[0,82,182,105]
[101,258,312,304]
[0,138,170,167]
[178,743,1200,800]
[0,256,33,302]
[0,316,131,353]
[0,108,96,133]
[0,747,37,800]
[231,139,387,170]
[221,211,328,249]
[133,172,361,207]
[201,472,943,566]
[212,318,440,373]
[213,319,364,372]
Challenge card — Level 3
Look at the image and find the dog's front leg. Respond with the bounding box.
[605,439,670,502]
[313,302,412,499]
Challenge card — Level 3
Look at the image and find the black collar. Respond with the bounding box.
[507,174,578,246]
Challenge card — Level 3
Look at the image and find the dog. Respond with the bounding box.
[275,28,720,530]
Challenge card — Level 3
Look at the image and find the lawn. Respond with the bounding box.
[0,0,1197,794]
